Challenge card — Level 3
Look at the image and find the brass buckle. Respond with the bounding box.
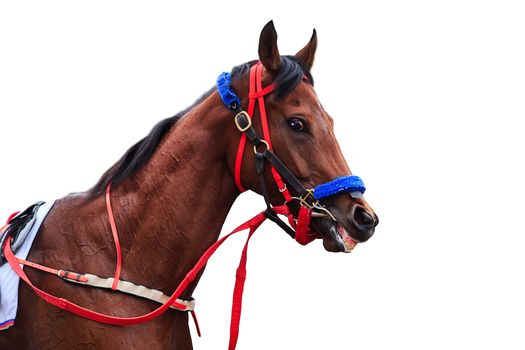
[234,111,252,132]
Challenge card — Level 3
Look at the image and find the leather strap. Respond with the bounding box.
[105,184,122,290]
[228,213,264,350]
[12,256,197,311]
[262,150,310,200]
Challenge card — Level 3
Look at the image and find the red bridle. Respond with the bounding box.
[233,62,316,245]
[234,63,287,195]
[2,62,321,349]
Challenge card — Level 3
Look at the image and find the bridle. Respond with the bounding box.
[1,62,368,350]
[217,62,366,245]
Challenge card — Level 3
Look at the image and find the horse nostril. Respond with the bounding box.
[354,206,375,229]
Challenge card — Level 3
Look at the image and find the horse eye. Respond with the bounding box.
[287,118,306,132]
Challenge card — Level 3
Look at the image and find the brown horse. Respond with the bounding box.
[0,21,378,349]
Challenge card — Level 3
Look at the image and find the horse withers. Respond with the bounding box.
[0,21,378,350]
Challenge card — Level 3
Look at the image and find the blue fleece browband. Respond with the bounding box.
[217,72,241,109]
[313,175,366,200]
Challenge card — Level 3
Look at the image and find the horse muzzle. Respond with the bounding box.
[310,199,378,253]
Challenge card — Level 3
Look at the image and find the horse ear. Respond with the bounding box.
[258,20,281,73]
[295,29,317,70]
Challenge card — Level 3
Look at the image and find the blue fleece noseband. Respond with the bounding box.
[313,175,366,200]
[217,72,241,110]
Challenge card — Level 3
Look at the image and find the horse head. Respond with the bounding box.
[225,21,379,252]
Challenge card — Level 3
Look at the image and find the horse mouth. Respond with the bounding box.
[311,218,359,253]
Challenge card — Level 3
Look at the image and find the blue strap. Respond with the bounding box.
[217,72,241,109]
[313,175,366,200]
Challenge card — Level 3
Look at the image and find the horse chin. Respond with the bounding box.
[311,218,358,253]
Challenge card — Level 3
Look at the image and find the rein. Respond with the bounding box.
[3,194,267,347]
[3,62,367,349]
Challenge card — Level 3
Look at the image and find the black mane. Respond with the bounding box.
[88,56,313,197]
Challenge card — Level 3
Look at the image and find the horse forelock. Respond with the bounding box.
[231,56,314,100]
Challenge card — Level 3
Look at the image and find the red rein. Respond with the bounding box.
[4,175,301,349]
[3,193,273,349]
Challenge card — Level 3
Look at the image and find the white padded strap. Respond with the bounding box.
[66,273,195,311]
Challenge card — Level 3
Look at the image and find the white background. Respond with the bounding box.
[1,1,524,349]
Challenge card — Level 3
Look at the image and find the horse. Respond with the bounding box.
[0,21,378,350]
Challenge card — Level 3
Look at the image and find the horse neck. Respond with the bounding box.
[106,91,239,293]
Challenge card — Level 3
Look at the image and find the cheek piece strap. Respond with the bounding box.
[217,64,366,245]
